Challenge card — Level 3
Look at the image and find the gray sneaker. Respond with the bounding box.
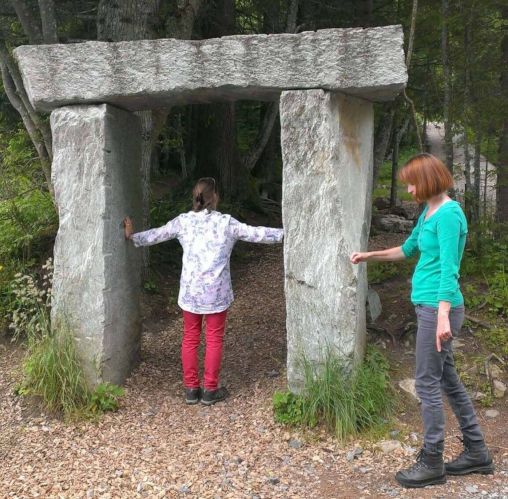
[201,387,229,406]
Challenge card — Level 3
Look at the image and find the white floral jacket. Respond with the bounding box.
[131,210,283,314]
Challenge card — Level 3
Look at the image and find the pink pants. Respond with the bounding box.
[181,309,228,391]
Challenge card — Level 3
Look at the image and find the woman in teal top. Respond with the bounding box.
[351,153,493,489]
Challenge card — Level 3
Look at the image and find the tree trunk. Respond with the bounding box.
[442,0,454,175]
[10,0,43,44]
[462,1,473,221]
[464,131,472,220]
[38,0,58,43]
[472,132,482,224]
[497,7,508,224]
[372,104,395,191]
[166,0,202,39]
[389,115,410,208]
[390,124,399,208]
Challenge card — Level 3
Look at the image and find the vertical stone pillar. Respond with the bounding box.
[280,90,373,393]
[50,104,142,386]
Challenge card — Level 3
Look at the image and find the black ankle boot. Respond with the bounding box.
[395,448,446,488]
[201,387,229,406]
[185,387,202,405]
[445,438,495,475]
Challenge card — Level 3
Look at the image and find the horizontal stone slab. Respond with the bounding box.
[15,26,407,112]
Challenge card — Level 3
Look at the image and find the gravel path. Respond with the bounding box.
[1,244,507,498]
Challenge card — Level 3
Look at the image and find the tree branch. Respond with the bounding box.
[0,41,53,159]
[243,102,279,172]
[0,61,53,198]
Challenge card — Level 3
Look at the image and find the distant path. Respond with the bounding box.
[426,122,497,217]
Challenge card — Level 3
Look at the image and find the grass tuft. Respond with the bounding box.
[274,345,393,441]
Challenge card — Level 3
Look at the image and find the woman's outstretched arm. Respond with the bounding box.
[350,246,406,264]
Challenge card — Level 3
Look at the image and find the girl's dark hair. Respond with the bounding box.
[192,177,218,212]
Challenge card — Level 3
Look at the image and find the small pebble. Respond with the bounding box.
[346,447,363,461]
[268,477,280,485]
[268,370,280,377]
[466,485,478,493]
[390,430,400,438]
[485,409,500,418]
[289,440,301,449]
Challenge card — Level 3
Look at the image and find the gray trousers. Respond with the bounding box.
[414,305,484,453]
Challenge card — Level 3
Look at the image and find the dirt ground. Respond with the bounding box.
[0,235,507,498]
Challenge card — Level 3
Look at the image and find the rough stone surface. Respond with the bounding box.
[373,214,414,233]
[281,89,373,393]
[493,379,506,398]
[489,364,503,379]
[378,440,402,454]
[485,409,500,418]
[15,26,407,112]
[51,104,142,386]
[398,378,421,403]
[366,287,382,323]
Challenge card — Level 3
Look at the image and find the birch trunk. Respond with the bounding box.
[442,0,454,174]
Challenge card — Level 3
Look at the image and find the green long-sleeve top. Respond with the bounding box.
[401,200,468,307]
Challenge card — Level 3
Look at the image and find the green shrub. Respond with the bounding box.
[89,383,125,414]
[273,346,393,441]
[273,390,306,426]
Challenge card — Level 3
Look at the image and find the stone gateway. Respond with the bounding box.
[14,26,407,389]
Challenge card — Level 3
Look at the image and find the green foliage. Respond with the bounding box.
[377,146,420,186]
[0,127,57,334]
[0,128,57,261]
[479,327,508,356]
[273,390,305,426]
[273,346,393,441]
[23,320,89,419]
[462,242,507,318]
[21,319,125,420]
[367,259,414,284]
[10,266,124,420]
[88,383,125,414]
[7,258,52,340]
[143,280,158,294]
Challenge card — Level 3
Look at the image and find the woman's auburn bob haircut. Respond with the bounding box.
[398,153,454,203]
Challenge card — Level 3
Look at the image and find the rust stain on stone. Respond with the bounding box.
[338,96,361,170]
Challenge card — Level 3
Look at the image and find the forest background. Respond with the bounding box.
[0,0,506,346]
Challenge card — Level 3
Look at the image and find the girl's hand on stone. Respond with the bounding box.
[436,313,451,352]
[124,216,133,239]
[350,252,369,264]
